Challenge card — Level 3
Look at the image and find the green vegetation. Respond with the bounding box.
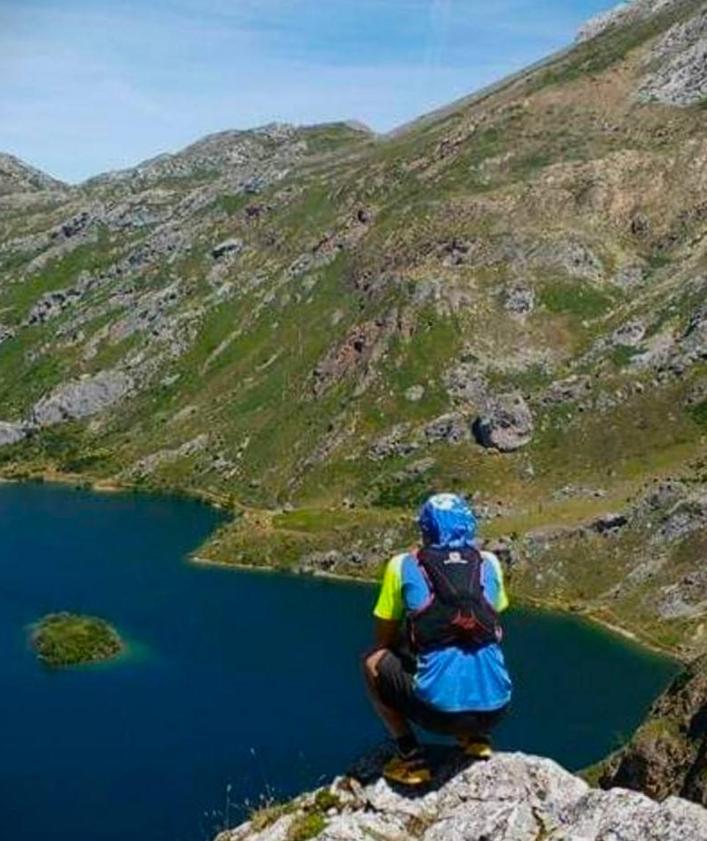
[689,400,707,429]
[246,788,340,840]
[538,280,614,319]
[249,801,295,832]
[30,612,124,667]
[530,0,706,91]
[611,345,643,369]
[286,813,326,841]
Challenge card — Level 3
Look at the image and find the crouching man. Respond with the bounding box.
[363,493,512,785]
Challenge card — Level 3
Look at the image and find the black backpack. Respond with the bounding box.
[407,546,501,654]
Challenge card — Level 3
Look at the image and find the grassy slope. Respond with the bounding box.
[2,12,707,655]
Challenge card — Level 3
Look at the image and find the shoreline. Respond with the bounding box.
[192,556,683,664]
[0,467,234,510]
[1,468,685,665]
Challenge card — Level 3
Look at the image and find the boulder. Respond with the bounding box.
[612,321,646,347]
[423,413,471,445]
[31,370,133,427]
[404,384,425,402]
[474,393,534,452]
[504,285,535,316]
[541,375,592,405]
[0,421,31,447]
[212,238,243,260]
[0,324,16,344]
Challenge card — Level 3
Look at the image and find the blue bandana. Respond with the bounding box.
[418,493,477,549]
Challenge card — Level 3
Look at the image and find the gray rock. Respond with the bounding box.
[0,324,16,344]
[613,263,647,288]
[541,375,592,405]
[368,424,420,461]
[504,286,535,316]
[444,358,488,406]
[612,320,646,347]
[297,550,367,574]
[532,238,604,281]
[0,152,67,195]
[577,0,683,44]
[474,393,534,452]
[0,421,31,447]
[577,2,633,42]
[590,512,629,535]
[31,370,134,426]
[215,751,707,841]
[423,413,471,445]
[405,384,425,402]
[638,10,707,105]
[212,238,243,260]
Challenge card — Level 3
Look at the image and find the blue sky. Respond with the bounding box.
[0,0,618,183]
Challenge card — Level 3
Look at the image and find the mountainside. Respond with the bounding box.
[0,153,67,197]
[214,748,707,841]
[598,653,707,802]
[2,0,707,659]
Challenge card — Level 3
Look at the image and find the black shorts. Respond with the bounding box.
[375,650,508,736]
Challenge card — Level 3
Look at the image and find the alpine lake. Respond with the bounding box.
[0,482,679,841]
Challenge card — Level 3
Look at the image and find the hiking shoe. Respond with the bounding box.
[457,735,493,760]
[383,752,432,786]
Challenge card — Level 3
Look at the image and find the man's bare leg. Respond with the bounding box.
[362,649,431,785]
[362,648,414,739]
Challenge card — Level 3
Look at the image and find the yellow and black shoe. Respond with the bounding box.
[457,735,493,760]
[383,751,432,787]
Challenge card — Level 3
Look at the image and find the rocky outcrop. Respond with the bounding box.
[0,153,67,195]
[504,285,535,316]
[0,421,31,448]
[600,656,707,805]
[0,324,16,344]
[31,370,133,426]
[216,750,707,841]
[576,0,684,43]
[86,123,306,187]
[312,311,413,398]
[638,9,707,105]
[473,393,534,452]
[212,238,243,260]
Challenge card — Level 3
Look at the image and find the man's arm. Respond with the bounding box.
[481,551,510,612]
[372,555,406,646]
[375,618,401,649]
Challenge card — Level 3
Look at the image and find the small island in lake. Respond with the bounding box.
[31,613,124,667]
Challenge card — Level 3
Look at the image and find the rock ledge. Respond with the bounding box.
[215,749,707,841]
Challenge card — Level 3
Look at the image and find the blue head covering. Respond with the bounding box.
[418,493,477,549]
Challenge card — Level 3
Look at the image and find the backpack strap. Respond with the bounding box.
[416,547,483,605]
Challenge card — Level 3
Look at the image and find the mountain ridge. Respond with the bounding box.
[1,0,706,664]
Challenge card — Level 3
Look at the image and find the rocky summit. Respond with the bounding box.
[215,748,707,841]
[2,0,707,663]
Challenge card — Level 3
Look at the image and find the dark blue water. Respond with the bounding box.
[0,483,678,841]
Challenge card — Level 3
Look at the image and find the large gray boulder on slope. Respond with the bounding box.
[31,370,133,426]
[474,393,534,452]
[215,751,707,841]
[0,421,31,448]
